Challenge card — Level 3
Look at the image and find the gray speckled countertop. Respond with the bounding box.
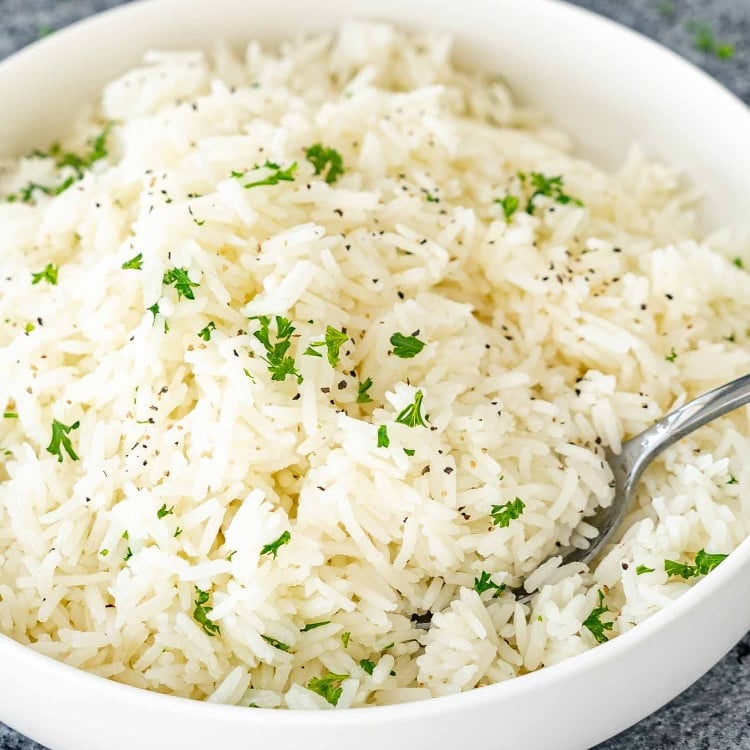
[0,1,749,748]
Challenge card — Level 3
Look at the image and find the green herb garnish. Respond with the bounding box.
[304,143,344,184]
[157,504,174,519]
[357,377,374,403]
[243,161,298,189]
[687,22,735,60]
[122,253,143,270]
[3,412,18,419]
[635,565,655,575]
[162,267,199,301]
[305,326,349,366]
[31,263,58,285]
[495,195,519,222]
[582,590,614,644]
[377,425,390,448]
[306,673,347,706]
[728,475,739,485]
[491,497,525,527]
[524,172,582,214]
[252,316,302,384]
[665,348,678,363]
[174,527,183,538]
[262,635,290,651]
[193,587,221,636]
[198,321,216,341]
[665,548,728,579]
[261,530,291,558]
[46,419,80,462]
[359,659,375,676]
[395,390,427,428]
[473,571,506,597]
[341,631,351,648]
[403,448,415,456]
[390,332,425,359]
[733,257,744,269]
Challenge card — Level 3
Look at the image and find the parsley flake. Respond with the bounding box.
[46,419,80,462]
[306,673,348,706]
[306,326,349,366]
[31,263,58,285]
[3,412,18,419]
[395,390,427,428]
[193,587,221,636]
[198,321,216,341]
[665,348,678,363]
[491,497,525,527]
[687,22,735,60]
[495,195,519,222]
[524,172,582,214]
[377,425,390,448]
[359,659,375,676]
[121,253,143,270]
[261,530,291,558]
[162,267,200,301]
[304,143,344,184]
[733,257,744,269]
[244,161,298,189]
[357,377,374,403]
[341,631,351,648]
[635,565,655,575]
[664,548,728,579]
[390,332,425,359]
[252,316,302,384]
[473,571,506,597]
[157,504,174,519]
[582,590,614,644]
[262,635,290,651]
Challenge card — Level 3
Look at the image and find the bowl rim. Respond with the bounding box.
[1,0,750,727]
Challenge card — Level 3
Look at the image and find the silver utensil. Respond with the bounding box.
[517,372,750,602]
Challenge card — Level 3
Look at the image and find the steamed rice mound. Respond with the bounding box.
[1,23,749,709]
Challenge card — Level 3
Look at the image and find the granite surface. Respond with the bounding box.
[0,0,748,748]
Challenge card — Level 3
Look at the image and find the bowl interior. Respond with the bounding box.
[1,0,749,230]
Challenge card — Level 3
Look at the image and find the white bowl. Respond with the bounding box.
[1,2,750,749]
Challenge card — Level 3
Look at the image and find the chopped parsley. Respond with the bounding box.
[193,587,221,636]
[252,316,302,384]
[687,22,735,59]
[395,390,427,427]
[390,332,425,359]
[728,475,739,485]
[425,191,439,203]
[341,631,351,648]
[359,659,375,676]
[162,267,200,301]
[403,448,415,456]
[664,548,728,579]
[261,635,290,651]
[157,504,174,519]
[733,257,744,269]
[582,590,614,644]
[31,263,58,285]
[473,571,506,597]
[301,621,330,632]
[3,412,18,419]
[635,565,655,575]
[357,377,374,404]
[124,547,133,562]
[304,143,344,184]
[100,548,108,557]
[491,497,525,527]
[121,253,143,270]
[260,530,291,558]
[305,326,349,366]
[523,172,582,214]
[243,161,298,189]
[198,321,216,341]
[46,419,80,462]
[7,124,113,203]
[665,348,678,363]
[174,527,183,538]
[377,425,390,448]
[495,194,520,222]
[306,673,347,706]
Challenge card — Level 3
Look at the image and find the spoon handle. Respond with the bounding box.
[624,372,750,475]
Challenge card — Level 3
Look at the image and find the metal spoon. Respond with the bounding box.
[516,372,750,602]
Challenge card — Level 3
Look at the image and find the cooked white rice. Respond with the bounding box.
[1,23,749,709]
